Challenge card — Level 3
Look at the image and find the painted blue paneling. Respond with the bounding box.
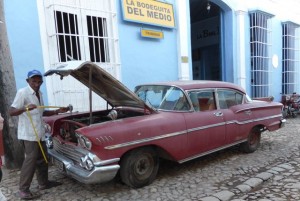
[117,0,179,91]
[244,13,252,95]
[4,0,296,104]
[270,17,283,102]
[185,4,193,80]
[4,0,48,104]
[221,10,235,83]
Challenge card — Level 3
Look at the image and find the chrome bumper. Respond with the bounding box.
[48,149,120,184]
[280,118,286,128]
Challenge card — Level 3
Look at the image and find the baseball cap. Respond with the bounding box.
[27,70,43,78]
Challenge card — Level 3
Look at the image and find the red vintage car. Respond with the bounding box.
[43,61,285,188]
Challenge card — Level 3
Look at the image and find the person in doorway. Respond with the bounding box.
[9,70,70,200]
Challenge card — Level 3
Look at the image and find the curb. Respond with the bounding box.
[199,163,294,201]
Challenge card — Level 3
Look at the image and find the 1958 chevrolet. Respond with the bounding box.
[43,61,285,188]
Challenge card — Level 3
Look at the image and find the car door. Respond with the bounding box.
[183,90,226,159]
[216,89,254,144]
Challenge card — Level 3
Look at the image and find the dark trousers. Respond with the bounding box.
[19,140,48,192]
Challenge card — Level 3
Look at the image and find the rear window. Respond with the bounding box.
[217,90,243,109]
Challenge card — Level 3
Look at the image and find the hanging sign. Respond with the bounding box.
[121,0,175,28]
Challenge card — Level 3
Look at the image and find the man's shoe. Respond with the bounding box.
[18,191,40,200]
[39,180,62,190]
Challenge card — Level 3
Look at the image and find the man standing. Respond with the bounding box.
[9,70,69,200]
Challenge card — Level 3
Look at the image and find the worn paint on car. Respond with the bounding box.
[43,61,285,188]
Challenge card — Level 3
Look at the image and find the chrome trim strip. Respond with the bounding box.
[178,139,247,163]
[105,130,186,150]
[226,114,282,125]
[104,114,281,150]
[235,106,282,113]
[253,114,282,122]
[187,122,226,133]
[94,158,120,166]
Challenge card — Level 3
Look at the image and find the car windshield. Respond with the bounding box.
[135,85,191,111]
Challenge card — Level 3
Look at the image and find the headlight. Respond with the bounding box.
[79,153,102,171]
[44,123,52,133]
[80,155,94,171]
[75,132,92,150]
[45,134,53,149]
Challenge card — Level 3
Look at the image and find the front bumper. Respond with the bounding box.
[48,149,120,184]
[280,118,286,128]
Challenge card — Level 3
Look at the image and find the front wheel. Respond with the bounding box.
[240,127,261,153]
[120,147,159,188]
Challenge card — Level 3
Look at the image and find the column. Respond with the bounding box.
[236,10,247,89]
[176,0,190,80]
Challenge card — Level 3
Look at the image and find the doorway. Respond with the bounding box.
[190,1,221,81]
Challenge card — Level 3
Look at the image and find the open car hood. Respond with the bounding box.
[44,61,149,109]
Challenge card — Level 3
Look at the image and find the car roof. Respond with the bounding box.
[136,80,246,93]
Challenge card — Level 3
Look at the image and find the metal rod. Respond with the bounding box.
[89,67,93,125]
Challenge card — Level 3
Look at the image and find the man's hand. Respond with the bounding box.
[25,104,37,111]
[57,107,69,114]
[9,104,37,116]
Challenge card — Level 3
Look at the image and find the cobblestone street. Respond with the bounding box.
[1,117,300,201]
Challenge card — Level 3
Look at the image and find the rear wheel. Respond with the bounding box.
[120,147,159,188]
[240,127,261,153]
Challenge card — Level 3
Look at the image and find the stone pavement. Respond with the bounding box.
[0,118,300,201]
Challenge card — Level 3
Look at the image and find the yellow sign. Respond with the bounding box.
[141,29,164,39]
[181,56,188,63]
[122,0,175,28]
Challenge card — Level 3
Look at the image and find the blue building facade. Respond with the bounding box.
[3,0,300,110]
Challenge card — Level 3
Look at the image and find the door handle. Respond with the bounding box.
[214,111,223,117]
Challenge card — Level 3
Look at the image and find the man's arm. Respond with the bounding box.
[43,107,69,117]
[9,104,37,116]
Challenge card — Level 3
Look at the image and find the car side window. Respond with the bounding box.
[135,85,190,111]
[188,90,216,112]
[159,87,190,111]
[160,88,190,111]
[217,90,243,109]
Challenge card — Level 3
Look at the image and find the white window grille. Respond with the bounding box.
[282,22,300,94]
[54,11,82,62]
[39,0,120,111]
[249,11,273,98]
[87,15,110,63]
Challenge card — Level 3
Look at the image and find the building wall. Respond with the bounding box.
[223,0,300,101]
[116,0,180,90]
[269,17,284,101]
[5,0,183,107]
[4,0,48,103]
[4,0,300,104]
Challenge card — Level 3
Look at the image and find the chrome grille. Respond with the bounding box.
[53,138,87,164]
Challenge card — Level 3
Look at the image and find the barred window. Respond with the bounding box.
[54,11,110,63]
[55,11,81,62]
[39,0,120,112]
[87,16,110,63]
[250,11,273,98]
[282,22,300,94]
